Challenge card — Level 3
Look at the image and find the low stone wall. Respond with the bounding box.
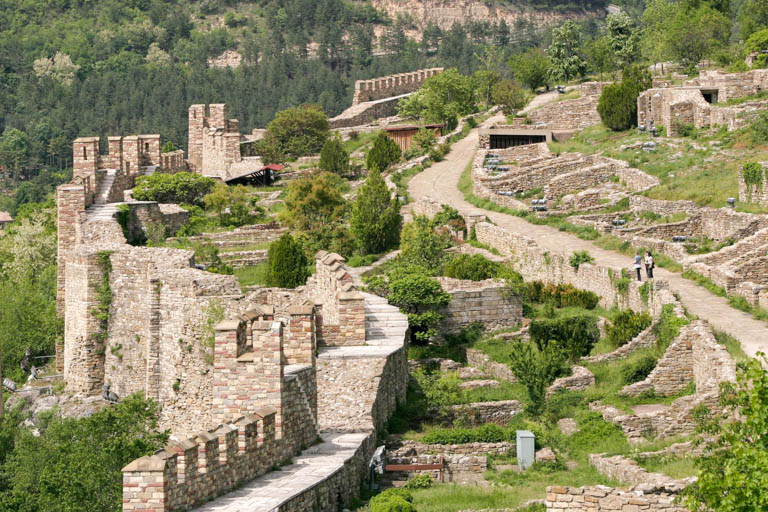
[589,453,693,488]
[438,277,523,331]
[447,400,522,425]
[546,485,687,511]
[527,82,608,131]
[581,324,658,364]
[546,365,595,398]
[474,221,676,313]
[165,222,285,249]
[594,320,736,443]
[386,440,515,457]
[466,348,517,382]
[383,452,488,485]
[220,249,268,268]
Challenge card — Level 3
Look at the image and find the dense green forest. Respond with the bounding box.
[0,0,575,175]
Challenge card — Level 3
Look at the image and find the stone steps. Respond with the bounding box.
[85,204,120,221]
[94,169,117,205]
[361,292,408,346]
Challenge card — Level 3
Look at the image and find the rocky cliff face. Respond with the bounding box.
[370,0,602,30]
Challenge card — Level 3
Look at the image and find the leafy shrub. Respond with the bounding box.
[422,423,513,444]
[318,136,349,175]
[621,355,657,384]
[403,474,433,489]
[193,243,233,275]
[367,131,402,172]
[491,79,529,115]
[526,281,599,309]
[743,162,764,192]
[654,304,689,348]
[132,172,216,205]
[399,216,452,270]
[264,104,330,157]
[607,310,652,347]
[569,250,594,270]
[265,233,309,288]
[412,369,463,407]
[749,111,768,145]
[370,496,416,512]
[508,342,568,415]
[350,169,402,255]
[673,121,696,137]
[443,253,499,280]
[597,64,652,131]
[529,315,600,361]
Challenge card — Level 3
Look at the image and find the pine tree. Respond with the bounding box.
[350,169,402,254]
[266,233,310,288]
[318,137,349,175]
[366,132,401,172]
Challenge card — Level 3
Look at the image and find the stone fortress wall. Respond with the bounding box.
[59,128,411,510]
[329,68,444,128]
[638,69,768,137]
[352,68,444,105]
[188,103,264,181]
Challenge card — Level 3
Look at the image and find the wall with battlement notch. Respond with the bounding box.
[352,68,443,104]
[308,251,366,346]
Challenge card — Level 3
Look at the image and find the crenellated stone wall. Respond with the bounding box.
[352,68,443,105]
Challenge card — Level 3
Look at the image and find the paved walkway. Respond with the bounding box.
[193,432,369,512]
[408,100,768,359]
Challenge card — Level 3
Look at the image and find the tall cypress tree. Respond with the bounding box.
[350,169,402,254]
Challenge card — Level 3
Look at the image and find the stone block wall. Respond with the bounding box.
[308,251,366,346]
[620,325,695,397]
[545,485,687,511]
[352,68,443,104]
[526,82,607,131]
[73,134,160,177]
[122,411,283,512]
[447,400,522,425]
[317,344,407,432]
[329,97,403,129]
[547,365,595,397]
[581,324,657,364]
[437,277,523,331]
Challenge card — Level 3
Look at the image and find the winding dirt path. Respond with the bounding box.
[408,97,768,359]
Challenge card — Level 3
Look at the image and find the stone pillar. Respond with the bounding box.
[63,250,108,394]
[73,137,99,183]
[188,104,206,171]
[286,306,316,366]
[255,321,285,438]
[122,455,172,512]
[211,317,248,426]
[122,136,140,176]
[224,133,241,164]
[140,135,161,166]
[209,104,228,129]
[107,136,123,170]
[338,291,366,345]
[226,118,239,133]
[56,185,86,315]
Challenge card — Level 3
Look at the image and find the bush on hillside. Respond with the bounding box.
[443,253,500,281]
[132,172,216,205]
[264,104,329,157]
[265,233,310,288]
[366,131,402,172]
[529,315,600,361]
[318,136,349,175]
[607,310,652,347]
[526,282,599,309]
[597,64,652,131]
[370,488,416,512]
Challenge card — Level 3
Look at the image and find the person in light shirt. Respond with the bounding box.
[645,251,655,279]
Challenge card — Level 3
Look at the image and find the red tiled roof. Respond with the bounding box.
[262,164,285,172]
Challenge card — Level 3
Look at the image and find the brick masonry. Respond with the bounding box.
[437,277,523,331]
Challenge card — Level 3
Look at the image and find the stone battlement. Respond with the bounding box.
[188,103,263,181]
[123,410,281,511]
[352,68,443,105]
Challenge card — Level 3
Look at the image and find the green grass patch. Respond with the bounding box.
[681,269,727,297]
[713,329,749,363]
[634,455,698,478]
[234,263,269,290]
[408,485,535,512]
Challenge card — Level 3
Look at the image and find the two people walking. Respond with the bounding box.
[633,251,654,281]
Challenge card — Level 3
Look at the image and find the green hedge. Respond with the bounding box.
[443,253,500,280]
[529,315,600,360]
[607,310,652,347]
[421,424,515,444]
[525,281,599,309]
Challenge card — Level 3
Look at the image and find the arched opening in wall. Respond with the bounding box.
[82,147,87,160]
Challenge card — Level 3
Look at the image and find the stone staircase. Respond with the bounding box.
[362,292,408,346]
[94,169,117,205]
[85,204,120,222]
